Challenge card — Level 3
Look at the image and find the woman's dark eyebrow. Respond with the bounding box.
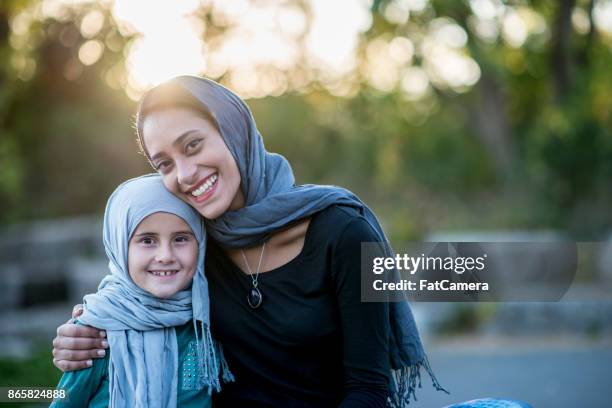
[150,129,201,162]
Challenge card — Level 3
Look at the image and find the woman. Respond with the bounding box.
[52,76,444,407]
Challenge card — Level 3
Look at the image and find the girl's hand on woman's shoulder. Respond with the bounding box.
[52,304,109,372]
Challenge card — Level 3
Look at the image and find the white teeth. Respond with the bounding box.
[191,174,218,197]
[151,270,178,276]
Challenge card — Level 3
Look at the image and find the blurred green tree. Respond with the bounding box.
[360,0,612,236]
[0,0,610,239]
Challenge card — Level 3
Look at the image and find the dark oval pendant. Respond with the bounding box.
[247,287,263,309]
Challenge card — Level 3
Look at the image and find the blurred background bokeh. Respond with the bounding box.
[1,0,611,406]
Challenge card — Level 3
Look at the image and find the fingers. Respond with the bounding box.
[53,358,93,372]
[51,311,107,373]
[72,304,84,319]
[57,323,106,340]
[53,334,108,351]
[53,347,105,361]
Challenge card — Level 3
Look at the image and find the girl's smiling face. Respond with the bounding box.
[142,107,245,220]
[128,212,198,298]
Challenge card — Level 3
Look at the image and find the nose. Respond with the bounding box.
[176,158,198,187]
[155,242,176,264]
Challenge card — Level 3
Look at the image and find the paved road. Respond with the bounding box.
[411,344,612,408]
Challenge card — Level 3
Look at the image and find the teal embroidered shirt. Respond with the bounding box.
[50,323,212,408]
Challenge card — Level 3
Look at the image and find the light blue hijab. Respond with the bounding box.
[79,174,232,408]
[137,76,446,406]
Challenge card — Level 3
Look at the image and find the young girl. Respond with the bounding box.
[51,174,232,407]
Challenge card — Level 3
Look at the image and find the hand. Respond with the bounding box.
[52,304,108,372]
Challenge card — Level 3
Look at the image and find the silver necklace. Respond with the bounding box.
[240,241,266,309]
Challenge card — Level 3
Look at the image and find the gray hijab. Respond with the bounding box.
[79,174,232,408]
[137,76,446,406]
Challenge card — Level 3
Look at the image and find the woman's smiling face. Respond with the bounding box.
[142,107,244,219]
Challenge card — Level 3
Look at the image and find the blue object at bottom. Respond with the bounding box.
[444,398,533,408]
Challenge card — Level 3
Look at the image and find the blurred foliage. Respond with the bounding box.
[435,303,497,335]
[0,0,611,241]
[1,0,146,223]
[436,304,481,334]
[0,348,59,385]
[0,346,61,407]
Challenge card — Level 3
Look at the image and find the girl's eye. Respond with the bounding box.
[175,235,192,243]
[140,237,155,245]
[185,139,202,154]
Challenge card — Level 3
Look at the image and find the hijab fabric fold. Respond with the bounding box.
[137,76,446,406]
[79,174,233,408]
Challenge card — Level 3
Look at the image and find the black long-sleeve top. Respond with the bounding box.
[207,205,390,408]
